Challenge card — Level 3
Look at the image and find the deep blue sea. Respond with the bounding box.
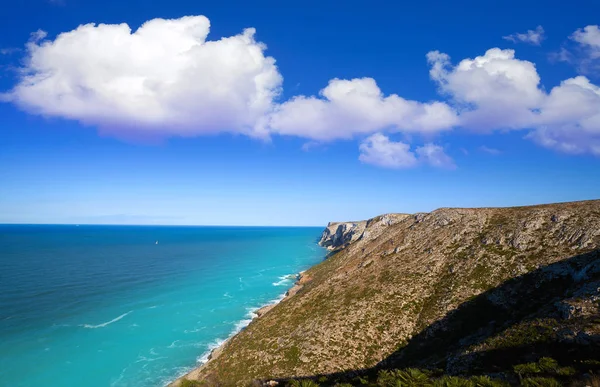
[0,225,325,386]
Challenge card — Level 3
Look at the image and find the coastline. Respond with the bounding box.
[167,271,308,387]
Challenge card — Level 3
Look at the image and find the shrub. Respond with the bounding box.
[433,376,474,387]
[378,369,433,386]
[520,377,561,387]
[556,366,576,376]
[470,375,509,387]
[514,363,541,377]
[537,358,558,373]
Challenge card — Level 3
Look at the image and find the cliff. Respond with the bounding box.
[317,214,410,251]
[177,200,600,386]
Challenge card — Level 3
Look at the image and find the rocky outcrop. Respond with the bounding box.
[318,213,409,250]
[180,200,600,386]
[318,221,367,250]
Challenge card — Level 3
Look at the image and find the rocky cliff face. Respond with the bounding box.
[318,214,410,250]
[180,200,600,386]
[318,221,366,250]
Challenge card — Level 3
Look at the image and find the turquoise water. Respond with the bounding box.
[0,225,325,386]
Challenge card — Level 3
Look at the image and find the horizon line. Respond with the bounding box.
[0,222,325,228]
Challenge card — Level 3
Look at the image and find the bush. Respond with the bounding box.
[514,363,541,377]
[556,366,576,376]
[520,377,561,387]
[537,358,558,373]
[433,376,474,387]
[470,375,509,387]
[378,369,433,386]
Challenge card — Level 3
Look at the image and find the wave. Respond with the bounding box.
[197,338,226,364]
[272,273,297,286]
[80,311,132,329]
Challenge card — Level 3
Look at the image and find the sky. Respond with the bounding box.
[1,0,599,226]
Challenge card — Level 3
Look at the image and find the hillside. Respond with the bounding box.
[176,200,600,386]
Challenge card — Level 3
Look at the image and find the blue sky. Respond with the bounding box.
[1,0,599,226]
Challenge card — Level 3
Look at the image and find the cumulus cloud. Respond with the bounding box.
[4,17,600,163]
[427,47,600,155]
[503,26,545,46]
[427,48,544,131]
[359,134,418,168]
[268,77,458,141]
[358,133,454,169]
[530,76,600,155]
[3,16,282,139]
[571,25,600,56]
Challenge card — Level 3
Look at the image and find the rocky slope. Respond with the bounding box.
[177,200,600,386]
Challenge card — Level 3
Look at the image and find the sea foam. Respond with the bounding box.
[81,311,133,329]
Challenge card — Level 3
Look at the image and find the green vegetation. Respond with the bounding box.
[180,379,205,387]
[469,376,509,387]
[511,357,583,385]
[480,319,558,350]
[520,377,561,387]
[274,356,597,387]
[377,368,432,386]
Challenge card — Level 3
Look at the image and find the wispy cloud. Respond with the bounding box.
[0,48,20,55]
[479,146,502,155]
[503,26,545,46]
[561,25,600,75]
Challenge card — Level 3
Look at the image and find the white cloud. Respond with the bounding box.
[503,26,545,46]
[416,143,456,169]
[427,48,544,131]
[358,133,454,169]
[564,25,600,74]
[3,16,282,140]
[359,133,417,168]
[4,18,600,161]
[571,25,600,56]
[268,77,458,141]
[530,76,600,155]
[427,47,600,155]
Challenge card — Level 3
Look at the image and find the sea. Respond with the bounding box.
[0,225,326,386]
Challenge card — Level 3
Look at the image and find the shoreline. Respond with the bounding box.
[167,271,307,386]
